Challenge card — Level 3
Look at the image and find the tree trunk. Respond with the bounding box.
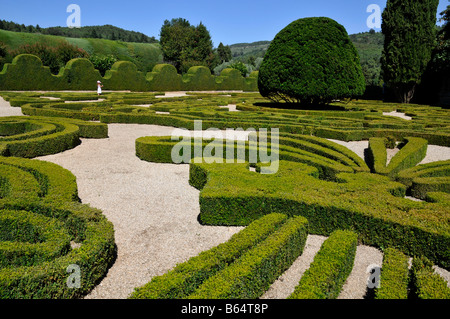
[395,83,416,104]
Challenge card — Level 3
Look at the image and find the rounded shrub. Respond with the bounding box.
[258,17,366,105]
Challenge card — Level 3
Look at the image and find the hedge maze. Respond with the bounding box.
[0,157,115,298]
[0,89,449,299]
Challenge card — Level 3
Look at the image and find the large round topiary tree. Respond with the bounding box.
[258,17,366,106]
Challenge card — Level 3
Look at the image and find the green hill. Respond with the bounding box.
[0,29,163,73]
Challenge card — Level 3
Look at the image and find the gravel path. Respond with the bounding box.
[0,96,448,298]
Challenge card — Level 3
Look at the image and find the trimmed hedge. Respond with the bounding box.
[0,116,108,158]
[375,248,410,299]
[135,133,369,180]
[188,160,449,269]
[288,230,358,299]
[0,156,115,298]
[129,213,289,299]
[187,215,308,299]
[6,90,450,147]
[367,137,428,178]
[410,256,450,299]
[0,54,258,92]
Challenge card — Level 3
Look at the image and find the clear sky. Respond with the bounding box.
[0,0,448,46]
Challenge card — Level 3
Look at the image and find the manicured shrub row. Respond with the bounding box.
[0,202,115,298]
[0,55,258,92]
[187,215,308,299]
[288,230,358,299]
[396,160,450,200]
[410,256,450,299]
[0,156,79,203]
[367,137,428,178]
[0,156,115,298]
[0,116,107,158]
[188,160,449,269]
[0,210,71,268]
[375,248,410,299]
[129,213,289,299]
[13,92,449,147]
[135,133,368,180]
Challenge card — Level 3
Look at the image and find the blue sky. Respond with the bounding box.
[0,0,448,46]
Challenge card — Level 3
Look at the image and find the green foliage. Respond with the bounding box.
[8,41,89,74]
[258,17,365,105]
[367,137,428,178]
[0,29,163,74]
[288,230,358,299]
[186,159,449,268]
[89,54,117,76]
[159,18,216,73]
[216,42,232,63]
[228,61,248,77]
[0,116,108,158]
[130,213,289,299]
[188,215,308,299]
[410,255,450,299]
[0,20,157,44]
[375,248,410,299]
[381,0,440,103]
[0,156,115,298]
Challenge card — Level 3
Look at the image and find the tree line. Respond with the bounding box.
[0,20,157,44]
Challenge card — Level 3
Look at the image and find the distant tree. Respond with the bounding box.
[160,18,216,73]
[217,42,232,63]
[381,0,440,103]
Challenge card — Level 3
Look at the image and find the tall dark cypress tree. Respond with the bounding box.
[381,0,439,103]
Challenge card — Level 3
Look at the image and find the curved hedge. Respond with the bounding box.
[0,156,115,298]
[367,136,428,178]
[188,160,449,269]
[0,55,258,92]
[0,116,108,158]
[397,160,450,200]
[11,91,450,148]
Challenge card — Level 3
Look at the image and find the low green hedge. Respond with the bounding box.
[135,133,368,180]
[0,54,258,91]
[129,213,289,299]
[367,137,428,178]
[0,210,71,268]
[0,202,115,299]
[375,248,410,299]
[288,230,358,299]
[396,160,450,200]
[189,160,449,269]
[410,256,450,299]
[187,215,308,299]
[0,155,115,298]
[0,156,79,203]
[0,116,108,158]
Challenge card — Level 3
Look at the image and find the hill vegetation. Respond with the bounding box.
[0,20,157,43]
[0,29,163,74]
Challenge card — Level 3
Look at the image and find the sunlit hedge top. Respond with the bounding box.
[258,17,366,105]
